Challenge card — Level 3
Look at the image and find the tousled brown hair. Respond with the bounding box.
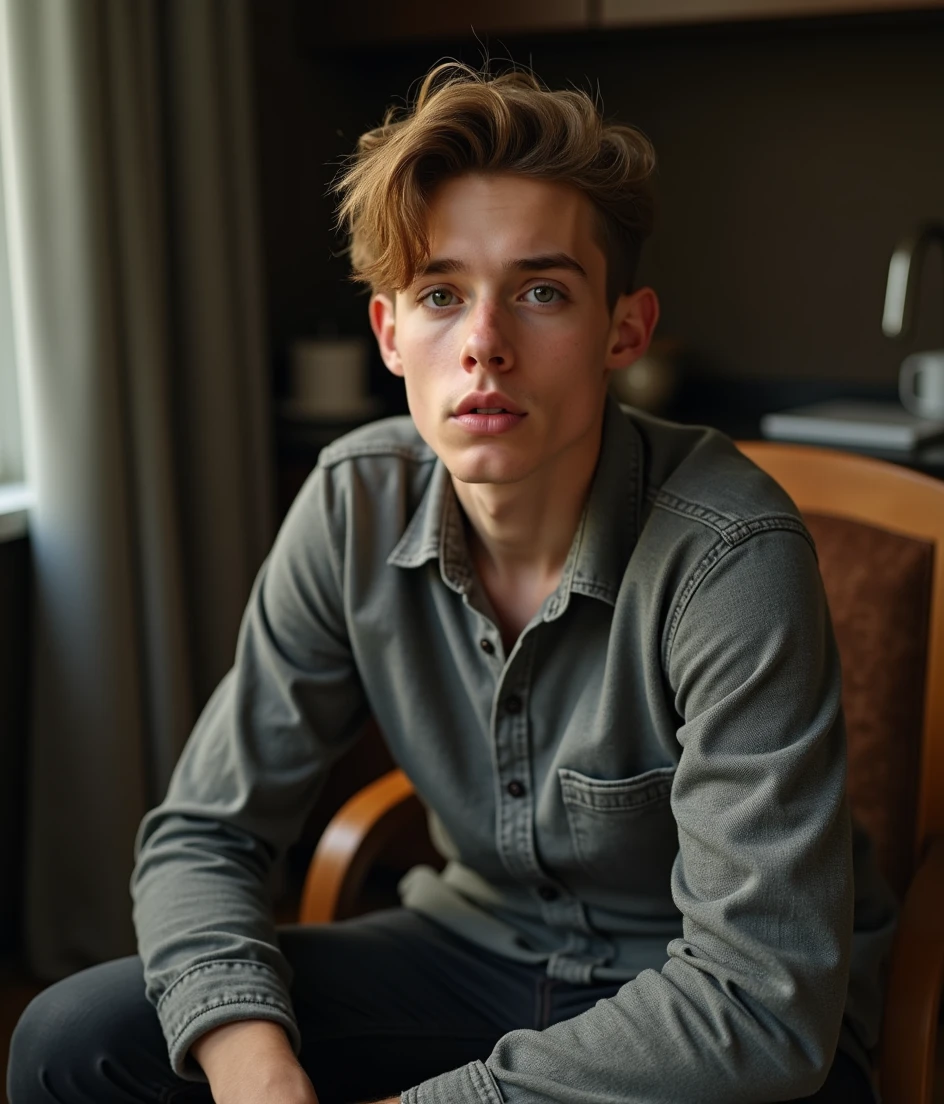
[334,63,656,308]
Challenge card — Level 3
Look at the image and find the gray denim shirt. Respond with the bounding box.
[132,398,897,1102]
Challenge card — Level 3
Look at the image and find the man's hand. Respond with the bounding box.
[191,1019,318,1103]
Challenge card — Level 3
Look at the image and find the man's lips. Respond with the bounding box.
[451,400,527,436]
[454,393,525,417]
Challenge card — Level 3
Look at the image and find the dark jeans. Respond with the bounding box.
[7,908,875,1103]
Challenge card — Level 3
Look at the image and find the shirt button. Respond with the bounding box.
[480,638,495,655]
[504,694,523,714]
[507,780,525,797]
[537,885,559,902]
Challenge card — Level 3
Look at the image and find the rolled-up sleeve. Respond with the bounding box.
[406,527,853,1104]
[131,464,368,1078]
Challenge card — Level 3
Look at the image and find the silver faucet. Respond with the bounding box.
[882,221,944,340]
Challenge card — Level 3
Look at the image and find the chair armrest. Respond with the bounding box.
[298,769,420,924]
[879,835,944,1104]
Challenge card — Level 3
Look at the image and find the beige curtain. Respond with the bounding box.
[0,0,274,977]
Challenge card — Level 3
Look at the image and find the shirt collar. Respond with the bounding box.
[386,459,472,594]
[387,395,645,608]
[564,396,645,609]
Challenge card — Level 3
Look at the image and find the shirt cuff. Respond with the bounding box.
[156,959,300,1080]
[402,1059,505,1104]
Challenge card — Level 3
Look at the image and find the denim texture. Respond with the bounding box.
[8,910,875,1103]
[131,398,897,1101]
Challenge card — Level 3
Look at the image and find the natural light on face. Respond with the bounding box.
[382,173,616,494]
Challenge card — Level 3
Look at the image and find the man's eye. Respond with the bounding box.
[427,288,456,307]
[527,285,560,304]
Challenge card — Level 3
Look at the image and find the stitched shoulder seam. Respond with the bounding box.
[653,489,813,548]
[662,523,817,669]
[652,489,737,534]
[663,536,729,670]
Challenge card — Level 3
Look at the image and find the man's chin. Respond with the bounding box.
[446,458,530,487]
[434,435,536,487]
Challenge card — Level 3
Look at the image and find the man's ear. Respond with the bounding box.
[604,287,660,372]
[369,293,404,378]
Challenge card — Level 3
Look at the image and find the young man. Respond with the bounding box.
[10,64,896,1104]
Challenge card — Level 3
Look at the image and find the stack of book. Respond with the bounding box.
[760,400,944,452]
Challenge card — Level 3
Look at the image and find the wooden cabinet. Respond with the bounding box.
[315,0,589,47]
[601,0,944,26]
[310,0,943,46]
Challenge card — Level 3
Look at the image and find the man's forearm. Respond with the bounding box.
[192,1019,317,1103]
[193,1022,404,1104]
[192,1018,294,1077]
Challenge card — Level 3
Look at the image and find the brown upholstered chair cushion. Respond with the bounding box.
[804,512,933,898]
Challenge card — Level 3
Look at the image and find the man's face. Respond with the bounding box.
[370,172,653,489]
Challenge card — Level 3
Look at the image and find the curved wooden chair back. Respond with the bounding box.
[735,441,944,873]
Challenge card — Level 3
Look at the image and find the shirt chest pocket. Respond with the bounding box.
[558,766,679,902]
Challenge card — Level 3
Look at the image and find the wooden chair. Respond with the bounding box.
[298,441,944,1104]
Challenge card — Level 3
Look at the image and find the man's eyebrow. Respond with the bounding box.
[506,253,588,279]
[416,253,588,279]
[417,258,466,277]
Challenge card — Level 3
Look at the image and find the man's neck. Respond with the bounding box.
[451,424,604,647]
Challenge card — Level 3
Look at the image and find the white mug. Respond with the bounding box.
[899,350,944,420]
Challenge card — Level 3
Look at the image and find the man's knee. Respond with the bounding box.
[7,956,174,1104]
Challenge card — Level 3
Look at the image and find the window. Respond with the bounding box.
[0,123,30,540]
[0,158,24,489]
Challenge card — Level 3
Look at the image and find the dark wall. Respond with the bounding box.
[0,536,31,958]
[251,7,944,394]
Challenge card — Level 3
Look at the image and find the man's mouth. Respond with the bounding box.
[452,404,527,436]
[455,394,525,417]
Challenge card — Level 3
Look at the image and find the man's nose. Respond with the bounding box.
[460,301,514,373]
